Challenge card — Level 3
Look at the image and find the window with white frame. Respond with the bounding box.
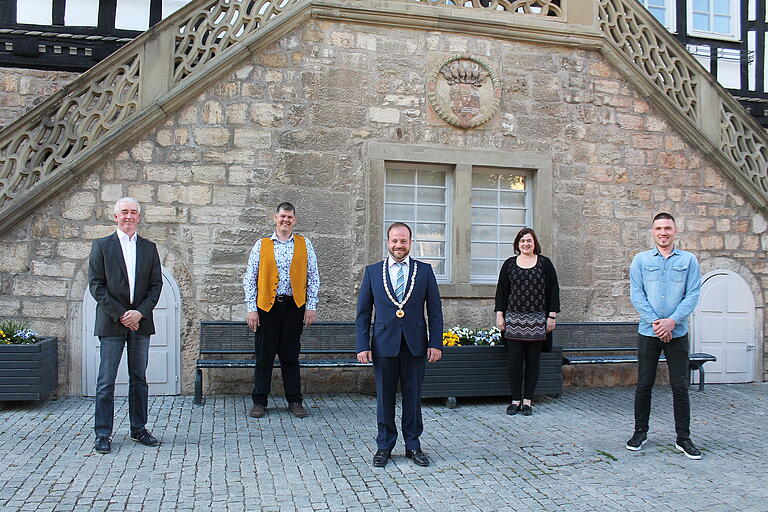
[639,0,677,31]
[17,0,53,25]
[470,170,531,283]
[384,163,451,280]
[688,0,740,40]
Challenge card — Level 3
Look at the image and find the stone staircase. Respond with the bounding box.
[0,0,765,234]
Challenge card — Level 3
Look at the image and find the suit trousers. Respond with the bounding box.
[373,338,426,451]
[94,331,150,437]
[634,334,691,440]
[252,299,305,406]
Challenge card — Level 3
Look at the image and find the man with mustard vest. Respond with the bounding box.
[243,202,320,418]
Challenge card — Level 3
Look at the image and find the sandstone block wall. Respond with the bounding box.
[1,19,765,395]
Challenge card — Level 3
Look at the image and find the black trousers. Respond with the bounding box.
[506,340,543,401]
[634,334,691,440]
[252,299,305,406]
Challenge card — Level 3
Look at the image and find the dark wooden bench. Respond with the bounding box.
[194,320,369,405]
[554,322,717,391]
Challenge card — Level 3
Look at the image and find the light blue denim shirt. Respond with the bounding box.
[243,233,320,312]
[629,247,701,338]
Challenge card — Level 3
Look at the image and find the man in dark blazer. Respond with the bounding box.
[89,197,163,454]
[356,222,443,467]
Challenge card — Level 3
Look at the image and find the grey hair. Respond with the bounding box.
[113,197,141,214]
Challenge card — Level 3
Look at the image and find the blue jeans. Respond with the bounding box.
[94,332,150,438]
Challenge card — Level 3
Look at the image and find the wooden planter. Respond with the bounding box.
[423,345,562,407]
[0,336,58,401]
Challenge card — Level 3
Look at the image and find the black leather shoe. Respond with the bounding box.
[130,429,159,446]
[520,404,533,416]
[372,449,391,467]
[94,436,111,454]
[506,403,521,415]
[405,448,430,467]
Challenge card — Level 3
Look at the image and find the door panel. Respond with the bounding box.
[693,271,755,383]
[83,269,180,396]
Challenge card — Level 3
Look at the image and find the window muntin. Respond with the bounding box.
[639,0,676,31]
[470,171,530,283]
[688,0,739,39]
[384,164,451,280]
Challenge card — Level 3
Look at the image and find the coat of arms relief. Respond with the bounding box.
[427,55,501,129]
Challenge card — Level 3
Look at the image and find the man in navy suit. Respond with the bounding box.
[356,222,443,467]
[89,197,163,454]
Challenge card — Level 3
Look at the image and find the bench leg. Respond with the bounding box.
[689,363,705,392]
[446,397,457,409]
[194,368,204,405]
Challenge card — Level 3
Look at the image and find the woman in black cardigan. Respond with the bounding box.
[494,227,560,416]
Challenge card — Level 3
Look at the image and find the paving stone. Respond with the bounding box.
[0,385,766,510]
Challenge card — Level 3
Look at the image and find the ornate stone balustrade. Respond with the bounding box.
[597,0,768,208]
[411,0,564,18]
[0,0,766,233]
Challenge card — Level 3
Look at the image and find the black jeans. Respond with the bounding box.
[506,340,543,401]
[634,334,691,440]
[252,299,305,406]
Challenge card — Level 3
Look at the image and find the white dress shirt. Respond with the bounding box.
[387,255,411,295]
[116,229,137,304]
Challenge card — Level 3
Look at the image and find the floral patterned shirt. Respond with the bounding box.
[243,232,320,312]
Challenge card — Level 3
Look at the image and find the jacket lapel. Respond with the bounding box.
[109,233,129,282]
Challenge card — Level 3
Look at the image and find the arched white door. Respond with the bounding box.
[692,270,756,383]
[82,268,181,396]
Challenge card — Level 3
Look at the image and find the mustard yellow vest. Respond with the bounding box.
[256,235,308,311]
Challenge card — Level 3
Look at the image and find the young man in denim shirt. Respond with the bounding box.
[626,213,702,459]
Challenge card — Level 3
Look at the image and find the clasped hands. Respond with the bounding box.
[120,310,143,331]
[653,318,675,343]
[246,309,317,332]
[356,348,442,364]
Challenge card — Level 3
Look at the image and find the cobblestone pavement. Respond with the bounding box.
[0,383,766,511]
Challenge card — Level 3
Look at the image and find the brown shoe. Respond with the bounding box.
[249,404,266,418]
[288,402,309,418]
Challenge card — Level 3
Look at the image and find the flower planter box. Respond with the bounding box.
[423,345,562,408]
[0,336,58,401]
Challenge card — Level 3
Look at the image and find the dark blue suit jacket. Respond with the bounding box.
[355,258,443,357]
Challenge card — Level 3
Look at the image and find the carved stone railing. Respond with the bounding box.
[720,103,768,195]
[172,0,301,83]
[598,0,698,122]
[0,54,141,210]
[0,0,767,234]
[412,0,564,18]
[597,0,768,208]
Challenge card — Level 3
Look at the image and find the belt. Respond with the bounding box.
[275,295,293,303]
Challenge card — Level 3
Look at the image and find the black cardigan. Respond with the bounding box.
[494,255,561,314]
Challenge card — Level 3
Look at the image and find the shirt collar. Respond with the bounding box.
[387,255,410,268]
[652,246,679,257]
[270,232,294,243]
[116,229,137,242]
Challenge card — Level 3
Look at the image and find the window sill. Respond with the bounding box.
[438,283,497,299]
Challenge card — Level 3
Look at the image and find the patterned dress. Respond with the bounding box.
[504,259,547,342]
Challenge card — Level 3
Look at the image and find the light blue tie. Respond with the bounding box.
[395,262,406,302]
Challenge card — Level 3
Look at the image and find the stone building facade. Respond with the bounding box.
[0,0,765,396]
